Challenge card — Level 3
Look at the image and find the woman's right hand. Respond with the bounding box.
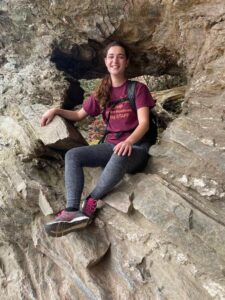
[40,108,57,127]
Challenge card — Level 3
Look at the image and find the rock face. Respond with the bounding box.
[1,0,225,299]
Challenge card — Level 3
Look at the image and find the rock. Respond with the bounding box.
[39,116,87,150]
[19,104,88,150]
[152,86,186,128]
[104,191,133,214]
[31,215,111,297]
[133,174,192,230]
[0,115,35,156]
[38,189,54,216]
[34,216,111,269]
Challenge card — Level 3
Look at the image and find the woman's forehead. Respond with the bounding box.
[106,46,126,56]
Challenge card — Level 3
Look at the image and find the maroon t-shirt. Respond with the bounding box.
[83,80,155,144]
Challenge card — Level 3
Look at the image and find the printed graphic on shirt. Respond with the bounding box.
[109,103,133,120]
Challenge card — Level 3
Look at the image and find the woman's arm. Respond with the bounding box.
[40,107,88,127]
[113,107,149,156]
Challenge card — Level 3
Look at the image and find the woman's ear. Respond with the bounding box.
[126,58,130,68]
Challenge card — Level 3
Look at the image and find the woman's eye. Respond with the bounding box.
[107,55,125,59]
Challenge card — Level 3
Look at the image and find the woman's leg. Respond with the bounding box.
[65,143,114,209]
[90,146,149,199]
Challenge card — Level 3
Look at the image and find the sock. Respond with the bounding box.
[65,207,78,212]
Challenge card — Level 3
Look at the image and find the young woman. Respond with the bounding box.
[41,41,155,236]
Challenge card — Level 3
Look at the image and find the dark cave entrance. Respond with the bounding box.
[50,40,187,133]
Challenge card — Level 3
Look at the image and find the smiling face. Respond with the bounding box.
[104,46,129,78]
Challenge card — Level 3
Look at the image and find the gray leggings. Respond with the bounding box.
[65,142,149,209]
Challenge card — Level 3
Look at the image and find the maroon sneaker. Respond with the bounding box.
[55,210,83,222]
[45,210,90,237]
[82,196,97,218]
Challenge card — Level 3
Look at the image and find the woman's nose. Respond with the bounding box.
[113,56,118,63]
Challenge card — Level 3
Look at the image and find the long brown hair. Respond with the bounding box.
[95,41,130,108]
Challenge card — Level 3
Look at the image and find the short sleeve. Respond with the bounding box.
[135,82,155,109]
[82,94,101,117]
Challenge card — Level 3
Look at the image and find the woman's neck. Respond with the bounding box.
[111,75,127,87]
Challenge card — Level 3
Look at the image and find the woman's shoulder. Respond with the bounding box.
[83,93,101,116]
[129,79,149,90]
[83,92,99,104]
[128,79,155,107]
[128,80,151,96]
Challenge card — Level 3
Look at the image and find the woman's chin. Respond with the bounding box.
[109,70,124,76]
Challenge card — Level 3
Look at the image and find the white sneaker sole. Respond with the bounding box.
[47,215,89,225]
[45,217,91,237]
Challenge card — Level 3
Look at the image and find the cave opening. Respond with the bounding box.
[50,40,187,142]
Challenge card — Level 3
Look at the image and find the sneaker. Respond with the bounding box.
[55,210,82,222]
[82,196,97,218]
[45,210,90,237]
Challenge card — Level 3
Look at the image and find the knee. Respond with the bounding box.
[111,153,129,164]
[65,148,80,162]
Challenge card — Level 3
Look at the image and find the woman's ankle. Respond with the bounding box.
[65,207,78,212]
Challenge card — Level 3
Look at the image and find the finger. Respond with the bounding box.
[46,116,53,125]
[127,146,132,156]
[114,147,121,155]
[122,146,130,156]
[117,144,125,156]
[123,145,132,156]
[118,146,124,156]
[113,145,119,154]
[121,146,126,156]
[40,118,45,127]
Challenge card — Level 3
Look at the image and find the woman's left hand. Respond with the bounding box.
[113,141,133,156]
